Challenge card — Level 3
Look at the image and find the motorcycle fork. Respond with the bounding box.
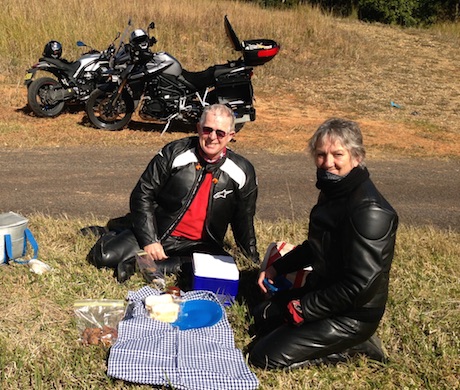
[111,78,128,105]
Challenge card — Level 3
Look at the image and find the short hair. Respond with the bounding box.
[308,118,366,166]
[199,104,235,133]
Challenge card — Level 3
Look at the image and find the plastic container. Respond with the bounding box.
[0,212,28,264]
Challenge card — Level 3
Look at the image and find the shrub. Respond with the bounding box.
[357,0,419,26]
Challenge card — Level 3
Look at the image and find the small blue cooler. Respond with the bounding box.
[192,253,239,305]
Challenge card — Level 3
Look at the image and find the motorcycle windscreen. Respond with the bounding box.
[224,15,242,52]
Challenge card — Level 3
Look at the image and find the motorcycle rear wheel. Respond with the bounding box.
[27,77,66,117]
[86,88,133,131]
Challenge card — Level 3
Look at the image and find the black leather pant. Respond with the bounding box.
[88,228,227,276]
[248,298,382,370]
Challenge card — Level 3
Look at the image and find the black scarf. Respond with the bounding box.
[316,166,370,199]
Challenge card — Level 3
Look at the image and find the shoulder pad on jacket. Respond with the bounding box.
[172,149,198,168]
[220,158,247,189]
[351,206,396,240]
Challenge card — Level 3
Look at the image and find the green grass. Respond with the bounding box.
[1,215,459,389]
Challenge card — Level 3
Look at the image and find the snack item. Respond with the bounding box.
[81,325,118,346]
[145,294,180,323]
[73,299,125,347]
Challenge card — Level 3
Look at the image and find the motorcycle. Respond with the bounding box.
[85,16,279,133]
[24,36,119,117]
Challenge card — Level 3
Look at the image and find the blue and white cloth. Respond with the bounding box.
[107,286,259,390]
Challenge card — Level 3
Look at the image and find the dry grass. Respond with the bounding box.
[0,0,459,158]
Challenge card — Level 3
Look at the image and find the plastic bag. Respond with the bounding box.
[74,299,126,346]
[135,251,166,289]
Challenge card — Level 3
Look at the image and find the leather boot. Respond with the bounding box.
[343,334,387,362]
[116,256,136,283]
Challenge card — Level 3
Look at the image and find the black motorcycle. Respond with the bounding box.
[24,37,118,117]
[85,16,279,133]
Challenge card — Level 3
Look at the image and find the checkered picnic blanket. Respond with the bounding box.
[107,286,259,390]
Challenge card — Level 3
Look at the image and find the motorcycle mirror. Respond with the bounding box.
[76,41,86,47]
[148,22,155,30]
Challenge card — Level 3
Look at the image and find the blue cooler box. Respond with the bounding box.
[192,253,239,305]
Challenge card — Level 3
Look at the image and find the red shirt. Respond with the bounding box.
[171,172,213,240]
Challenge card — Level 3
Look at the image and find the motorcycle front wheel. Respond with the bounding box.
[86,88,133,131]
[27,77,66,117]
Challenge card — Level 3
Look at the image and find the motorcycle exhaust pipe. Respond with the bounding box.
[48,87,77,102]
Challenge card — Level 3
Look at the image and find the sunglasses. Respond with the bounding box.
[201,126,229,139]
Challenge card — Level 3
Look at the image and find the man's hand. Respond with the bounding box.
[143,242,168,261]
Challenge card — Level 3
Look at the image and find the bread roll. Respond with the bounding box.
[145,294,179,322]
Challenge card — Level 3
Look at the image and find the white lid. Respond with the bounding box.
[192,253,239,280]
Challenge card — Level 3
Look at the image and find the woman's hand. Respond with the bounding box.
[143,242,168,261]
[257,266,278,293]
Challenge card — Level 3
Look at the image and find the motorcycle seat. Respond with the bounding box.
[213,63,248,78]
[40,57,80,74]
[181,67,216,91]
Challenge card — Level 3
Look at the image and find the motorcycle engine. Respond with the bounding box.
[140,96,174,121]
[76,78,96,100]
[139,77,202,123]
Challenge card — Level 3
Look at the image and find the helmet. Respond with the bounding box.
[129,29,149,51]
[43,40,62,59]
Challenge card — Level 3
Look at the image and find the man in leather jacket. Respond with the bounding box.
[249,118,398,369]
[89,104,259,282]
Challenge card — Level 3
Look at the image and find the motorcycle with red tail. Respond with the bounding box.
[85,16,279,133]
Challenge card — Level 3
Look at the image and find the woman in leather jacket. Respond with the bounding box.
[249,118,398,370]
[88,104,259,282]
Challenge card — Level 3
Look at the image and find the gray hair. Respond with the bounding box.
[199,104,235,133]
[308,118,366,166]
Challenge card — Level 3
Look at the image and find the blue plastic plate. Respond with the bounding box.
[172,299,223,330]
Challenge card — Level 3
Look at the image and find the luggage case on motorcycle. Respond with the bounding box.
[215,70,255,123]
[224,15,280,67]
[215,70,252,103]
[242,39,280,66]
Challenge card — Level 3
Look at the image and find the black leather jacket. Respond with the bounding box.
[273,167,398,323]
[129,136,259,262]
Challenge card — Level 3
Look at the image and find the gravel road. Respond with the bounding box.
[1,147,458,231]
